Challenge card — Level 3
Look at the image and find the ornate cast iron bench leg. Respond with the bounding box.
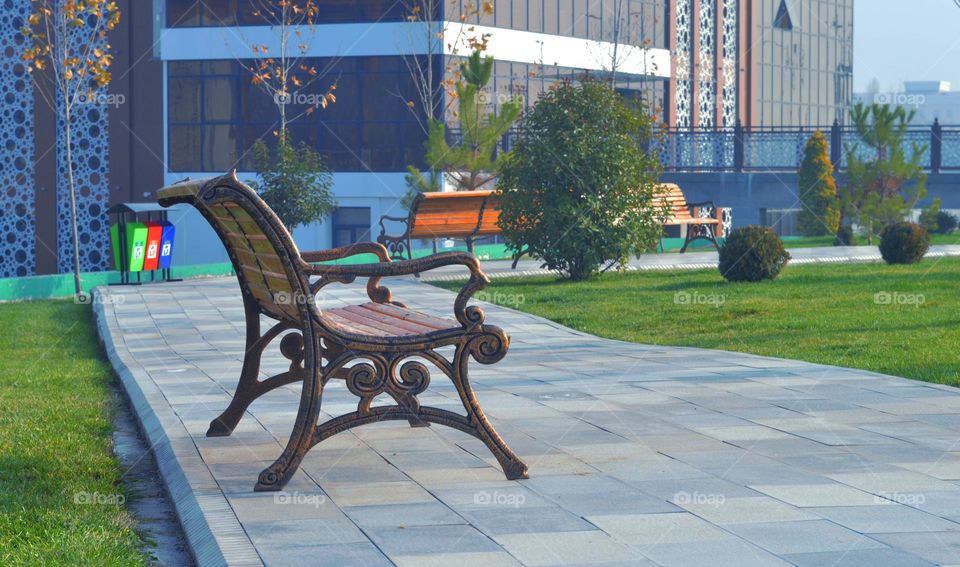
[255,326,325,492]
[452,333,529,480]
[208,295,305,437]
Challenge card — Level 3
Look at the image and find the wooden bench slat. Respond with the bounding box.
[360,302,453,330]
[324,312,391,336]
[338,305,442,335]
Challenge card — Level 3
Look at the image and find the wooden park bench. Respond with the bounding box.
[656,183,729,252]
[157,173,528,491]
[377,190,501,261]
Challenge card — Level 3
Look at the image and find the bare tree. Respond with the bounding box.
[22,0,121,295]
[243,0,335,144]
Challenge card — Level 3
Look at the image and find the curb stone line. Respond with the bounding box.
[419,250,959,282]
[93,287,264,567]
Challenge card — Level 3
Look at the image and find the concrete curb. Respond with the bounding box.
[420,248,960,282]
[93,287,264,567]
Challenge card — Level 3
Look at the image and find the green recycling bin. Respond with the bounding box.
[110,222,149,272]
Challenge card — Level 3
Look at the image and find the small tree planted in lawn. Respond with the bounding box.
[250,138,335,229]
[840,103,932,244]
[419,51,522,192]
[719,226,791,282]
[22,0,121,294]
[497,81,664,280]
[797,131,840,237]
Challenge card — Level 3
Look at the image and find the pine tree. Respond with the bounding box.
[797,131,840,236]
[421,51,522,191]
[841,103,930,244]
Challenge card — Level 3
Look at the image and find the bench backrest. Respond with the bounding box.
[408,190,499,239]
[157,174,311,323]
[654,183,692,222]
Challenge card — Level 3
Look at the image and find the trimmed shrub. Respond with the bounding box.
[834,225,853,246]
[879,222,930,264]
[719,226,791,282]
[934,211,958,235]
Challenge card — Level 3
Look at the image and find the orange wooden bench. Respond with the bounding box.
[377,190,500,261]
[656,183,729,252]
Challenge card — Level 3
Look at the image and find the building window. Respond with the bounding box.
[773,0,794,31]
[167,57,428,172]
[332,207,371,247]
[166,0,406,27]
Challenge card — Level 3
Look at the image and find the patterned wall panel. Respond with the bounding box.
[721,0,738,127]
[674,0,693,128]
[56,2,111,274]
[696,0,716,128]
[0,0,35,278]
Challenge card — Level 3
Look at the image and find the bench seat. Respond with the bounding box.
[324,303,456,337]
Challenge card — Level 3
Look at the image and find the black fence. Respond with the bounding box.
[447,120,960,174]
[651,120,960,173]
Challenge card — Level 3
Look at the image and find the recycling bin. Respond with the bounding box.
[142,221,163,271]
[158,221,175,269]
[110,221,148,272]
[107,202,181,285]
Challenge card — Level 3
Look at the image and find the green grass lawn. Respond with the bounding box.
[435,258,960,385]
[0,302,147,565]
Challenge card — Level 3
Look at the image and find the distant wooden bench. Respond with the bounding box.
[377,190,501,261]
[656,183,729,252]
[158,173,527,491]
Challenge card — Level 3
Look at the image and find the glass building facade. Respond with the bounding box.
[163,0,672,174]
[449,0,668,47]
[166,0,407,26]
[751,0,854,126]
[168,57,428,172]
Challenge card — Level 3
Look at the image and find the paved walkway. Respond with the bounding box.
[422,245,960,281]
[97,276,960,567]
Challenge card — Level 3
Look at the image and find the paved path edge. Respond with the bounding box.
[93,287,263,567]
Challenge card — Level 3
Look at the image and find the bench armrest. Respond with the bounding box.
[303,252,490,328]
[377,215,410,239]
[301,242,391,264]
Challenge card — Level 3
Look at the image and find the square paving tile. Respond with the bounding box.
[493,530,641,566]
[748,483,880,507]
[725,520,887,555]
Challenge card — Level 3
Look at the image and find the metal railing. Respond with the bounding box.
[447,120,960,174]
[651,120,960,173]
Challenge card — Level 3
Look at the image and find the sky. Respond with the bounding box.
[854,0,960,92]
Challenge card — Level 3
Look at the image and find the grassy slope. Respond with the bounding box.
[435,258,960,385]
[0,302,146,565]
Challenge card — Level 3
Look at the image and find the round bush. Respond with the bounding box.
[834,225,853,246]
[934,211,958,235]
[879,222,930,264]
[719,226,791,282]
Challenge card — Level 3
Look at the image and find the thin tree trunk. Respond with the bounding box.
[64,102,82,295]
[279,2,288,143]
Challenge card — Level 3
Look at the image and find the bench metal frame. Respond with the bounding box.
[665,200,724,253]
[158,173,527,491]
